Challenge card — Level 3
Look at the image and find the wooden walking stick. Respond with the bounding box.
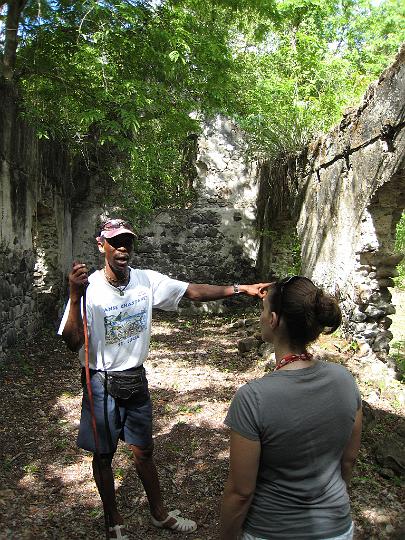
[82,289,110,540]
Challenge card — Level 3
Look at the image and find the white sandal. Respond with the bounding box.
[151,509,197,533]
[109,524,129,539]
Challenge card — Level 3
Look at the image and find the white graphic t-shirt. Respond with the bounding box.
[58,268,189,371]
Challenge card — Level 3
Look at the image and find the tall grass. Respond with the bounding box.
[395,211,405,289]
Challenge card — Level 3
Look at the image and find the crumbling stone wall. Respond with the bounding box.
[0,83,84,363]
[2,46,404,363]
[258,45,405,357]
[132,116,260,311]
[0,97,260,363]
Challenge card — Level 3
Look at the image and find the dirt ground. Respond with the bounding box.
[0,299,404,540]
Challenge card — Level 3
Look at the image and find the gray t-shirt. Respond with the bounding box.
[225,361,361,539]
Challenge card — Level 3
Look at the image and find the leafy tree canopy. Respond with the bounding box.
[227,0,405,156]
[0,0,404,221]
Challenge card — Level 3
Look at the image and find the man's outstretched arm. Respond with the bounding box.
[184,282,269,302]
[61,262,89,352]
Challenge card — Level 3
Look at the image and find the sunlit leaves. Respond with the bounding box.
[4,0,404,218]
[225,0,405,158]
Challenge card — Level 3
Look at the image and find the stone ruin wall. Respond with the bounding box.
[132,116,260,312]
[0,83,106,363]
[66,116,261,313]
[1,47,404,363]
[0,83,71,361]
[258,45,405,358]
[0,94,260,361]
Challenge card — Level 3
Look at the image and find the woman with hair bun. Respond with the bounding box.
[220,276,362,540]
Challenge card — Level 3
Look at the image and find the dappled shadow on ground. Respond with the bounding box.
[112,423,229,539]
[350,406,405,539]
[149,309,261,373]
[0,319,240,540]
[0,329,100,538]
[0,316,404,539]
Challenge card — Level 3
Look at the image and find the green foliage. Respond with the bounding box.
[114,467,125,480]
[288,230,302,275]
[394,211,405,288]
[259,227,302,275]
[225,0,405,158]
[11,0,243,219]
[1,0,404,218]
[23,463,39,475]
[388,340,405,382]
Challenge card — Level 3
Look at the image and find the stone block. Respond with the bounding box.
[137,242,154,254]
[363,329,378,339]
[238,337,260,354]
[385,304,396,316]
[373,436,405,477]
[372,331,394,352]
[369,292,382,303]
[351,309,367,322]
[193,227,206,239]
[364,305,385,318]
[161,242,179,253]
[0,281,11,300]
[205,227,219,238]
[377,278,395,288]
[379,317,392,329]
[6,328,17,347]
[376,267,399,278]
[353,323,367,333]
[207,151,227,171]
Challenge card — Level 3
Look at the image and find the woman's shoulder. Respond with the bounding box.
[233,377,263,400]
[319,359,354,377]
[236,373,281,398]
[319,361,360,393]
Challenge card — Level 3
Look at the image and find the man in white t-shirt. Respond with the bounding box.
[59,218,269,539]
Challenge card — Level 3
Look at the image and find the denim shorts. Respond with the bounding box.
[77,366,152,454]
[241,522,354,540]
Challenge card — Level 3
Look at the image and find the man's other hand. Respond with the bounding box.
[69,261,89,300]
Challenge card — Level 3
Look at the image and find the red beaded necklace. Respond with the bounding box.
[274,352,313,371]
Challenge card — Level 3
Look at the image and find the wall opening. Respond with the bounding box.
[352,168,405,358]
[390,210,405,377]
[256,157,304,279]
[32,202,63,322]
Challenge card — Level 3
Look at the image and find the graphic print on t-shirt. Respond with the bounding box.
[104,308,147,345]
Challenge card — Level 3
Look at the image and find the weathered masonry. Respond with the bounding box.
[131,117,260,313]
[1,47,404,363]
[133,46,405,356]
[258,45,405,356]
[0,83,102,362]
[0,83,71,359]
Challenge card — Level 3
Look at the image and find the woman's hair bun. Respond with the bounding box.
[278,276,342,346]
[314,289,342,334]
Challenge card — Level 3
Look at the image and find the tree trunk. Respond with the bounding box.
[1,0,27,81]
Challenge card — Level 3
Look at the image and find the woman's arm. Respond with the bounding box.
[341,407,362,486]
[220,430,261,540]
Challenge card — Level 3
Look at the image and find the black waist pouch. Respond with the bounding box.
[100,368,145,401]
